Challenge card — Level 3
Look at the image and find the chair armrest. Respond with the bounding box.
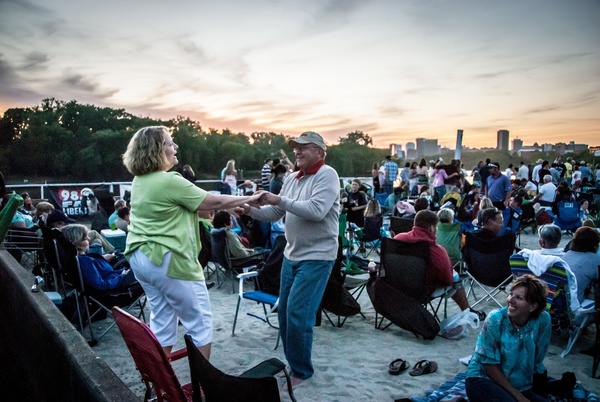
[236,271,259,280]
[169,347,188,362]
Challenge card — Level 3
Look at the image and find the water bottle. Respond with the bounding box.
[572,381,585,401]
[368,259,377,278]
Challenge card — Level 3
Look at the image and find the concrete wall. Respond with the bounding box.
[0,249,138,401]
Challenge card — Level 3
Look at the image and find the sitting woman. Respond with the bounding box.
[211,210,267,259]
[562,226,600,304]
[62,224,137,291]
[466,274,550,402]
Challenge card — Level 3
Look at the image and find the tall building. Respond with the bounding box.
[497,130,509,151]
[390,144,404,158]
[512,138,523,152]
[406,142,417,160]
[416,138,438,158]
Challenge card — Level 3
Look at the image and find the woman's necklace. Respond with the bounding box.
[509,317,525,340]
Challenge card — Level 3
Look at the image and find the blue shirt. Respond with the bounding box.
[77,254,126,290]
[466,307,551,392]
[486,174,511,202]
[385,161,398,182]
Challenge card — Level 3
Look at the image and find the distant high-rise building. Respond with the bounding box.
[512,138,523,152]
[497,130,509,151]
[405,142,417,160]
[416,138,438,158]
[390,144,403,158]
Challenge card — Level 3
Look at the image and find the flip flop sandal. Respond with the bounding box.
[409,359,438,376]
[388,358,410,375]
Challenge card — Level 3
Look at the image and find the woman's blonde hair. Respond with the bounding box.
[123,126,171,176]
[61,224,88,247]
[365,199,381,217]
[224,160,236,176]
[479,196,494,210]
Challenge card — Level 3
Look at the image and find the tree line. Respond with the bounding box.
[0,98,388,183]
[2,98,591,185]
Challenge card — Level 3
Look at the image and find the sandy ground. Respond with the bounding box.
[90,230,600,401]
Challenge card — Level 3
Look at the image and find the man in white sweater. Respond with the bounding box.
[243,131,340,387]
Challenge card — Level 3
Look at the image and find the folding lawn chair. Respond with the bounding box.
[510,253,596,358]
[184,334,296,402]
[44,227,146,346]
[462,232,516,308]
[113,306,193,402]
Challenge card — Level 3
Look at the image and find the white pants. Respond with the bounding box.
[130,249,213,348]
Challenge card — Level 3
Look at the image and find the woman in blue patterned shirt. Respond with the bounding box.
[466,274,550,402]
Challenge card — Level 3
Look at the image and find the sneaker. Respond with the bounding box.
[470,308,487,321]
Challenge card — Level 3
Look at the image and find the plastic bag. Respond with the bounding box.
[438,309,480,340]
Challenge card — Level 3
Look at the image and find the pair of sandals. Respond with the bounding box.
[388,359,438,376]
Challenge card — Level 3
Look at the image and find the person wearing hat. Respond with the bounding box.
[485,162,511,210]
[46,209,76,228]
[241,131,340,387]
[47,209,116,254]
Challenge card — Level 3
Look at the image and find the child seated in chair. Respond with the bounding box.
[211,211,268,259]
[62,224,138,291]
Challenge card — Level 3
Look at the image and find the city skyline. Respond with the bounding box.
[1,1,598,149]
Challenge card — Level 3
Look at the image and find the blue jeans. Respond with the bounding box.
[466,377,547,402]
[279,257,334,380]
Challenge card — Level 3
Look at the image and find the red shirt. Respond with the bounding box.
[393,226,453,288]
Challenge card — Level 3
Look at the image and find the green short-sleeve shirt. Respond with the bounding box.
[124,171,207,281]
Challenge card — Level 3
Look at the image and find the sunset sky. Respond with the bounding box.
[1,0,598,150]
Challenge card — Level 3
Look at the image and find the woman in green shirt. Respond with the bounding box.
[123,126,265,360]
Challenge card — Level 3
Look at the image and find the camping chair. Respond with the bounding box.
[356,214,383,258]
[43,226,146,345]
[320,236,364,328]
[370,238,454,334]
[232,271,280,349]
[112,307,193,402]
[389,216,414,237]
[517,203,542,246]
[499,207,522,237]
[210,229,267,293]
[462,232,516,308]
[184,334,296,402]
[510,254,596,358]
[375,193,389,214]
[4,227,45,271]
[554,201,582,235]
[198,223,219,285]
[436,221,464,273]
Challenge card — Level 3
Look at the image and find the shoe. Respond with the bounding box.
[408,360,438,376]
[206,281,215,290]
[470,308,487,321]
[388,358,409,375]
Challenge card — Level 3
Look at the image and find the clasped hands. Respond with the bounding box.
[236,191,280,215]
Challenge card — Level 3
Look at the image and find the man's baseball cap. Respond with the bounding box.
[487,162,500,168]
[47,210,75,227]
[288,131,327,151]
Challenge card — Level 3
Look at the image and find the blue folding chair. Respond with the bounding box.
[554,201,581,234]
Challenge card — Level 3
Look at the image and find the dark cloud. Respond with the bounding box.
[62,74,99,93]
[21,51,49,70]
